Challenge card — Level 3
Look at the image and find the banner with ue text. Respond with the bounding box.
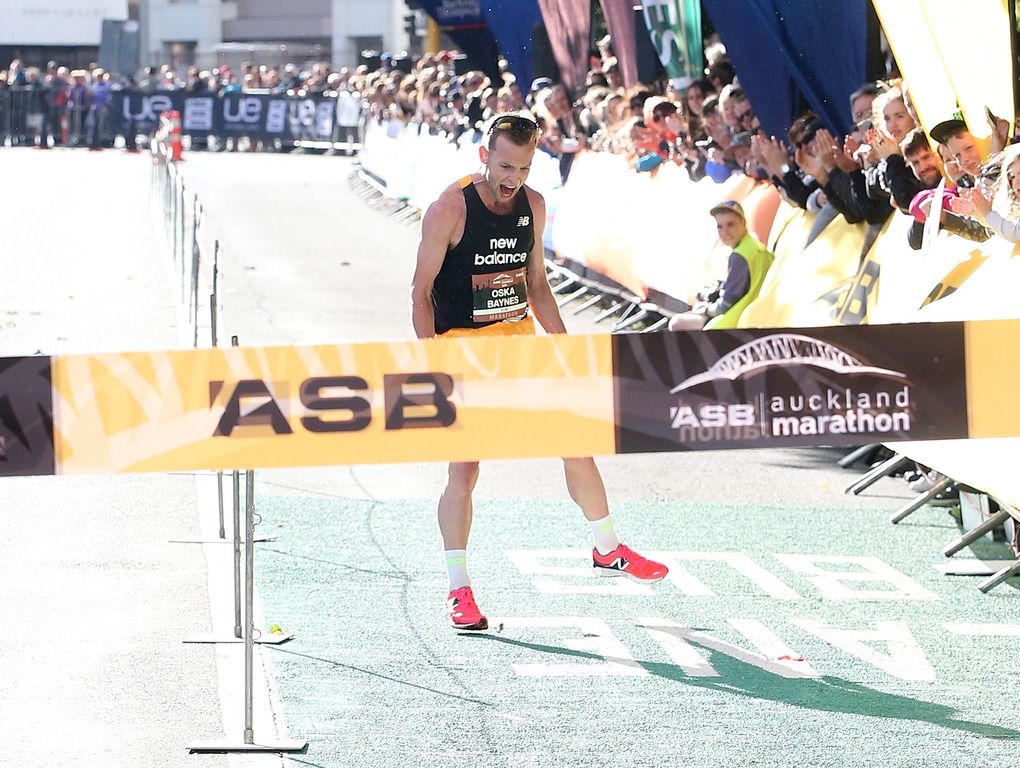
[0,320,1017,477]
[108,90,338,142]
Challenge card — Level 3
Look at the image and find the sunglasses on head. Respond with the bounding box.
[488,114,540,136]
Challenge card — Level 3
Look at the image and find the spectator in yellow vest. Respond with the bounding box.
[668,200,774,331]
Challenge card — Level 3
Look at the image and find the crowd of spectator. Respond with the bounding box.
[0,57,367,150]
[351,35,1020,252]
[6,39,1020,250]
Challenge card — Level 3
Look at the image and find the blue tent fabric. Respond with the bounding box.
[416,0,502,79]
[703,0,867,139]
[477,0,545,94]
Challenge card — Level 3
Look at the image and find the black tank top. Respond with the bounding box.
[433,177,536,334]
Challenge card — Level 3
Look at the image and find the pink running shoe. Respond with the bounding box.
[446,586,489,631]
[592,544,668,583]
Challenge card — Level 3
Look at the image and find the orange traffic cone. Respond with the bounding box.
[167,109,183,162]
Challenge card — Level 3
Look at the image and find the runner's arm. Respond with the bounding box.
[410,191,461,339]
[523,191,567,334]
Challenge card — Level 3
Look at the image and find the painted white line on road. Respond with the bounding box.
[944,622,1020,636]
[776,554,939,601]
[499,617,649,677]
[639,617,820,679]
[793,619,937,681]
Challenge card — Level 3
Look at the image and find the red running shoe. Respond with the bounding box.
[446,586,488,631]
[592,544,668,583]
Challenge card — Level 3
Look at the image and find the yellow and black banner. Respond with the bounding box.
[1,320,1018,478]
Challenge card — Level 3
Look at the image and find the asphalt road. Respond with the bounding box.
[3,146,1017,768]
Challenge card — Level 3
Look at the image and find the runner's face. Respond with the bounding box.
[714,211,747,248]
[481,134,534,202]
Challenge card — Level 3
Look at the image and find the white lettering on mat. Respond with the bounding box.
[501,617,648,677]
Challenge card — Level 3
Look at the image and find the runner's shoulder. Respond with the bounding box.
[425,180,469,227]
[524,185,546,214]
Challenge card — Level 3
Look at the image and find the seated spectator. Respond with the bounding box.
[668,200,774,331]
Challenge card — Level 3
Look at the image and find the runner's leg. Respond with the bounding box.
[562,457,610,522]
[439,461,480,549]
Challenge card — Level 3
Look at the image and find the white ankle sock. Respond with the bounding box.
[589,515,621,556]
[445,549,470,591]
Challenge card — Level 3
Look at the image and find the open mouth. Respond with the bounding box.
[498,183,516,198]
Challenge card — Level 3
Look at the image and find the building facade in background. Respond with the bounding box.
[0,0,131,68]
[143,0,411,72]
[2,0,413,73]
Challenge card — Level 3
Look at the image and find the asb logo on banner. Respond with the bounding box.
[612,324,970,453]
[0,356,55,477]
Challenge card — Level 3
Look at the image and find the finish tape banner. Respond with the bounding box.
[1,320,1017,477]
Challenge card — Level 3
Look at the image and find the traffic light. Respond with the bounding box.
[404,13,417,39]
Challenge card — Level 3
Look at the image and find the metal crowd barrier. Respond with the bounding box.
[149,139,306,754]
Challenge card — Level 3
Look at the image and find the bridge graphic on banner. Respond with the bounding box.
[670,333,908,393]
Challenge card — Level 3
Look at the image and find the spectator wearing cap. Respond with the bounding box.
[900,128,992,249]
[725,130,755,176]
[668,200,774,331]
[525,78,551,111]
[930,110,988,185]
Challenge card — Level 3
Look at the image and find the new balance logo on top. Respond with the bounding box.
[517,216,530,227]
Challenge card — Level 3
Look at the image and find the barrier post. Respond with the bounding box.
[211,241,224,540]
[181,337,288,644]
[188,468,306,755]
[233,468,243,638]
[190,194,201,347]
[243,469,255,743]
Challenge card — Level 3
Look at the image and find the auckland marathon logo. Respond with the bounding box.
[668,333,912,442]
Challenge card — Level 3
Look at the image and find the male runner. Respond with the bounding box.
[410,113,668,631]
